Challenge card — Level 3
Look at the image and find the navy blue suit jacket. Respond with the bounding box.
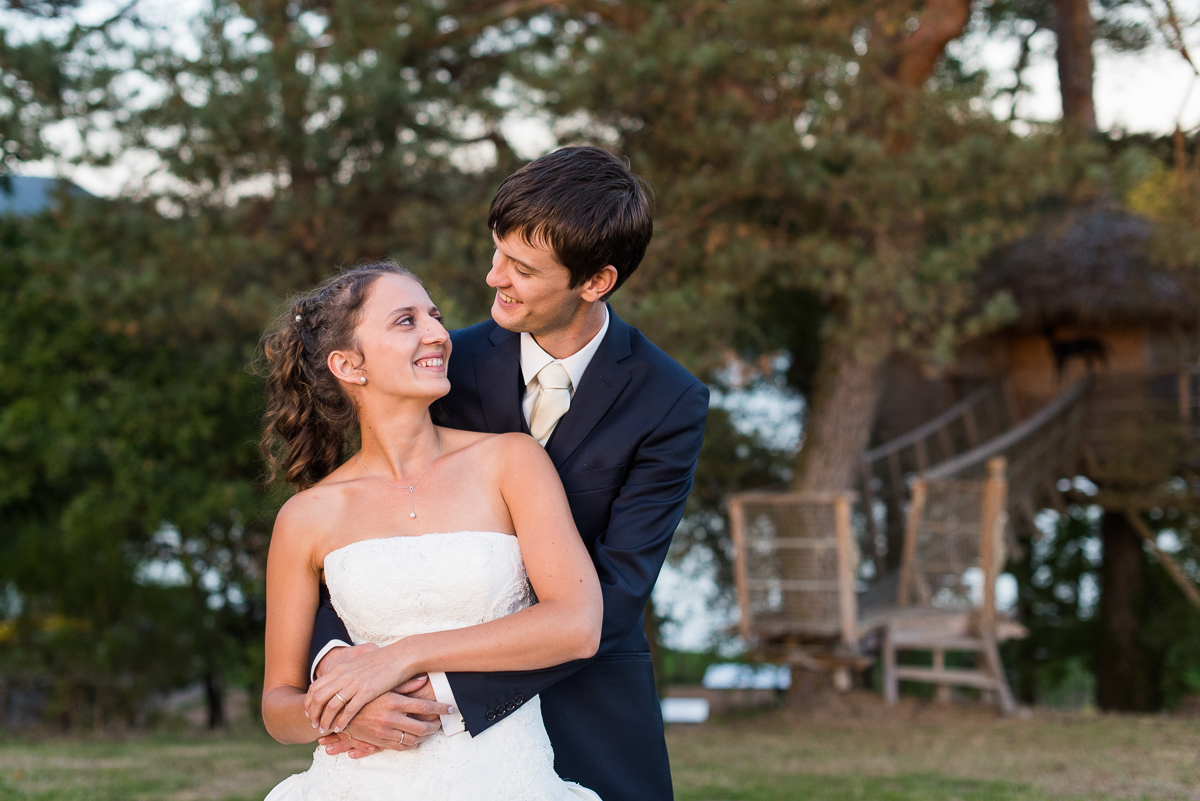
[309,309,708,801]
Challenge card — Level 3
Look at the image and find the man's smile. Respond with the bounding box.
[498,291,522,305]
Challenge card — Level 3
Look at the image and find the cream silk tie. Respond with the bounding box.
[530,362,572,446]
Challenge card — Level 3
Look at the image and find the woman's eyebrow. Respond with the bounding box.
[388,306,417,319]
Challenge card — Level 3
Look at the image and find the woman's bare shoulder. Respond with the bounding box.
[467,430,547,463]
[271,479,353,546]
[440,427,542,459]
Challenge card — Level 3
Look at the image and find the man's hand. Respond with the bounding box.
[314,642,377,679]
[317,674,449,759]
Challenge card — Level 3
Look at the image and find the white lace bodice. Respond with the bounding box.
[322,531,535,647]
[265,531,598,801]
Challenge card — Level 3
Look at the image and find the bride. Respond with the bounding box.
[259,261,603,800]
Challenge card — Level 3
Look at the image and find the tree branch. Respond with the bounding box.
[892,0,973,88]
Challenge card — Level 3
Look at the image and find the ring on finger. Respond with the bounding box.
[399,732,406,746]
[334,692,347,705]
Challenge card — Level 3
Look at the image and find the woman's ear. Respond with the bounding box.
[580,265,618,303]
[328,349,365,387]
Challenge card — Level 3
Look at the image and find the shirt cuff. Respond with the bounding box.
[428,672,467,736]
[310,639,352,683]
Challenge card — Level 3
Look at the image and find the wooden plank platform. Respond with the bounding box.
[893,666,999,689]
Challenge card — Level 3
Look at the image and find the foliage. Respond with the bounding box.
[538,1,1081,376]
[0,1,136,182]
[1007,504,1200,710]
[0,196,278,726]
[0,1,558,725]
[2,0,1195,725]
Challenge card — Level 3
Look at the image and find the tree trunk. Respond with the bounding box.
[790,339,884,617]
[204,668,227,729]
[892,0,974,89]
[1096,511,1153,711]
[1052,0,1097,131]
[794,340,887,494]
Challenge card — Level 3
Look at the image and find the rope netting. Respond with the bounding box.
[731,494,857,640]
[903,477,1007,611]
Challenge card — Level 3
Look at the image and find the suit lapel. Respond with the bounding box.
[545,310,633,468]
[475,326,526,434]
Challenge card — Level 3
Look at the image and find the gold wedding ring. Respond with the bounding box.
[335,692,347,704]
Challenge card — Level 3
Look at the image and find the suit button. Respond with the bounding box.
[515,695,524,704]
[506,701,517,712]
[486,711,496,721]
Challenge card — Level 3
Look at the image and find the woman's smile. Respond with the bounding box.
[414,354,446,370]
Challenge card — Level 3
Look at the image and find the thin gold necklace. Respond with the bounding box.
[357,426,443,519]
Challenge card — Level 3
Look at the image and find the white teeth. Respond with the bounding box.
[415,358,444,368]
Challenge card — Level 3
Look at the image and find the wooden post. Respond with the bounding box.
[980,457,1016,715]
[1179,369,1191,429]
[933,650,950,702]
[835,495,857,648]
[729,497,753,641]
[1125,509,1200,611]
[914,438,930,471]
[898,479,927,606]
[979,458,1008,635]
[887,451,905,502]
[883,625,898,705]
[963,405,980,446]
[937,426,955,463]
[979,624,1016,715]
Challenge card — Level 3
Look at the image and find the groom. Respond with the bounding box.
[309,146,708,800]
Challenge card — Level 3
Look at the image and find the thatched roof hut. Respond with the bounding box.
[979,205,1198,332]
[874,204,1200,443]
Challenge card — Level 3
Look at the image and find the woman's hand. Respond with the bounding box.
[318,675,446,758]
[305,642,415,734]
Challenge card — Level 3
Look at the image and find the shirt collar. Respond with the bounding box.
[520,305,610,391]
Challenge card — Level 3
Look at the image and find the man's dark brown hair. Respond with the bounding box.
[488,145,653,297]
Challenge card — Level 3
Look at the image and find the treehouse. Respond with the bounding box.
[730,205,1200,711]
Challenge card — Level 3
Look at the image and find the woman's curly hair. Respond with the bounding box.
[260,260,418,490]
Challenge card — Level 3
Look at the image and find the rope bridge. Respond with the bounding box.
[730,369,1200,708]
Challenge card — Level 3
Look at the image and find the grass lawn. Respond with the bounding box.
[0,693,1196,800]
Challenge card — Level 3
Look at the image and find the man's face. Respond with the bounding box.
[487,231,586,336]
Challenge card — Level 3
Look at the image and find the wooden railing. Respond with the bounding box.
[1082,367,1200,486]
[923,379,1089,486]
[859,385,1011,548]
[729,491,859,646]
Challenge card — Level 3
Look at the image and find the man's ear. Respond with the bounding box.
[579,266,618,303]
[328,349,364,386]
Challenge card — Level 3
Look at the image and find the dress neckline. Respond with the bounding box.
[323,530,516,565]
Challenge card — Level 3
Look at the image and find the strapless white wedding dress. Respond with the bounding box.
[265,531,600,801]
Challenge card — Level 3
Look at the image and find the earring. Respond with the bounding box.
[359,376,367,384]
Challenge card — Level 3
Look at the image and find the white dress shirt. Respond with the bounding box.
[313,307,611,737]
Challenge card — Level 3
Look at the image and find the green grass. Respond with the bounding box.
[676,774,1050,801]
[666,693,1200,801]
[0,734,313,801]
[0,695,1196,800]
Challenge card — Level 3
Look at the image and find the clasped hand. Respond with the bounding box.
[307,643,450,758]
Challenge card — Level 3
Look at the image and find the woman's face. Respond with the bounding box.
[349,273,451,403]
